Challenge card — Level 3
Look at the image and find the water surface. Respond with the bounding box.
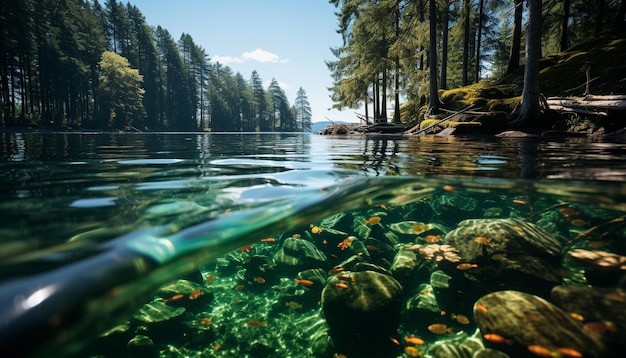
[1,132,625,357]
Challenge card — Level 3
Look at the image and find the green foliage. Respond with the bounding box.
[0,0,303,131]
[97,51,145,128]
[329,0,624,122]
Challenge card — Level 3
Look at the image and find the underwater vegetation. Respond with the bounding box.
[84,184,626,358]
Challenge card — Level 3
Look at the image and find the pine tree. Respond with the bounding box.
[294,87,312,131]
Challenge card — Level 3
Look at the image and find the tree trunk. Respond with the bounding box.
[506,0,523,75]
[514,0,542,127]
[462,0,471,86]
[381,69,387,122]
[475,0,484,82]
[614,0,626,29]
[560,0,570,51]
[393,3,401,124]
[428,0,439,113]
[595,0,605,36]
[440,0,449,89]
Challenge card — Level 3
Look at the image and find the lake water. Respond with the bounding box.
[1,132,625,358]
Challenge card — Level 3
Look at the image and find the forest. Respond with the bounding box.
[0,0,313,132]
[2,1,625,133]
[327,0,626,126]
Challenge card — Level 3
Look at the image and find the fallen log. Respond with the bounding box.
[546,95,626,117]
[405,104,476,135]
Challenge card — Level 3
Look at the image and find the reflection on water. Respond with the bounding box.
[1,132,626,357]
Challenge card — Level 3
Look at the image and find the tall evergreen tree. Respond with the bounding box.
[514,0,542,126]
[155,26,194,130]
[294,87,312,131]
[250,70,268,131]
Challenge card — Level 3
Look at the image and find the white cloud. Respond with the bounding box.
[241,48,289,63]
[212,55,244,65]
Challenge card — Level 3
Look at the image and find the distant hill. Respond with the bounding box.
[310,120,352,133]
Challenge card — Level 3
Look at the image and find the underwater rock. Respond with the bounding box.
[443,218,562,298]
[473,290,605,358]
[473,348,511,358]
[156,279,212,311]
[551,285,626,353]
[568,249,626,287]
[320,212,354,233]
[273,237,327,269]
[126,335,158,358]
[134,300,186,324]
[429,342,473,358]
[321,270,403,358]
[430,194,479,225]
[390,249,428,287]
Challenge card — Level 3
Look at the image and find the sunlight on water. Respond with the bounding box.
[1,132,626,357]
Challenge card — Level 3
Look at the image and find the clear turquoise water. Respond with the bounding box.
[1,132,625,357]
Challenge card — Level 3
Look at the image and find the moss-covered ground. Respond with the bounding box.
[402,31,626,133]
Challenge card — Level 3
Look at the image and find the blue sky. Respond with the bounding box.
[125,0,362,123]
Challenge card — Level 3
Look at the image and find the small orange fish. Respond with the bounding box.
[214,342,221,350]
[292,233,301,239]
[328,267,345,274]
[556,347,583,358]
[389,337,401,345]
[512,199,528,205]
[404,335,425,345]
[570,219,589,227]
[234,284,245,291]
[404,244,422,251]
[205,272,216,283]
[404,346,422,357]
[261,237,276,243]
[583,321,615,333]
[293,278,314,286]
[378,204,388,210]
[603,292,626,302]
[424,234,441,243]
[164,294,184,302]
[365,244,380,252]
[475,236,491,245]
[443,185,455,192]
[337,273,355,282]
[527,345,555,357]
[285,301,303,309]
[337,237,353,250]
[559,207,579,218]
[456,263,478,270]
[246,320,267,327]
[189,289,203,300]
[364,216,382,225]
[200,317,212,325]
[334,353,348,358]
[238,245,254,253]
[452,313,470,324]
[253,276,266,284]
[413,224,430,232]
[475,303,488,314]
[569,312,584,321]
[335,282,349,289]
[483,333,511,345]
[427,323,453,335]
[587,241,608,248]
